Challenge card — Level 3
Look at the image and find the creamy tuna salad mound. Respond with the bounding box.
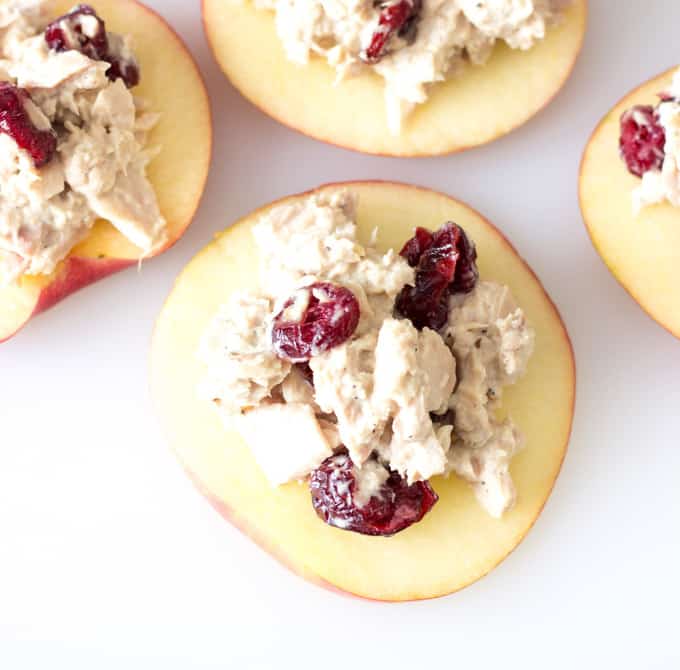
[197,190,535,536]
[0,1,166,284]
[253,0,571,133]
[619,67,680,213]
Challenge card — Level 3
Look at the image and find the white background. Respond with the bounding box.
[2,1,679,668]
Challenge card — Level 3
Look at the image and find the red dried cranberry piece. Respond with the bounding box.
[395,285,450,331]
[271,282,360,363]
[310,451,438,536]
[449,224,478,294]
[396,222,478,331]
[400,226,433,267]
[619,105,666,178]
[0,83,57,168]
[362,0,422,64]
[45,4,109,61]
[105,57,140,88]
[45,5,140,88]
[417,224,459,287]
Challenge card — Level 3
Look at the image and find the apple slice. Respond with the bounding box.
[580,68,680,338]
[150,181,576,601]
[202,0,586,157]
[0,0,212,343]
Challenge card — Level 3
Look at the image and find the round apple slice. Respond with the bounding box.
[580,68,680,337]
[0,0,212,343]
[202,0,586,157]
[151,181,575,601]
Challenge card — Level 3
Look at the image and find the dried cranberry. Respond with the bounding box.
[310,451,438,536]
[397,1,421,44]
[105,57,140,88]
[362,0,422,64]
[449,224,478,294]
[396,222,478,331]
[395,285,450,331]
[0,83,57,167]
[45,4,108,61]
[271,283,360,363]
[400,226,433,267]
[619,105,666,178]
[45,4,140,88]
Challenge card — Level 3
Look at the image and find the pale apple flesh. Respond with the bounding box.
[580,68,680,338]
[150,182,576,601]
[202,0,586,157]
[0,0,212,343]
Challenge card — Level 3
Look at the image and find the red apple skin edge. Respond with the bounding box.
[201,0,588,158]
[2,229,181,345]
[0,0,213,344]
[182,467,378,602]
[162,180,576,602]
[0,257,132,344]
[579,67,680,340]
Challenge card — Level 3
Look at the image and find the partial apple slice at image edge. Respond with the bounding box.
[150,181,576,601]
[202,0,587,157]
[0,0,212,343]
[580,67,680,338]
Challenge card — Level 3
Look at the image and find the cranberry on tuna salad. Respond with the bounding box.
[396,222,479,331]
[0,83,57,167]
[45,4,108,60]
[361,0,423,64]
[619,105,666,178]
[271,282,361,362]
[45,4,140,88]
[617,70,680,212]
[310,450,438,537]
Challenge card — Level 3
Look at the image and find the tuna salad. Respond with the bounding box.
[619,67,680,213]
[0,1,165,284]
[198,190,535,536]
[253,0,571,133]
